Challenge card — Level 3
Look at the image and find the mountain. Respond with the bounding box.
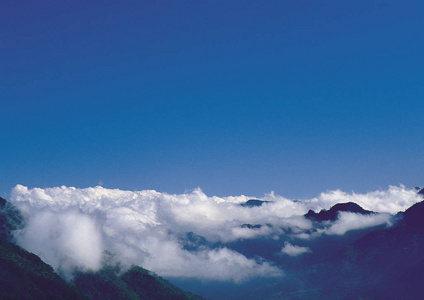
[73,266,203,300]
[0,198,86,299]
[241,199,271,207]
[0,237,87,299]
[0,197,203,300]
[0,196,24,241]
[305,201,374,221]
[122,267,202,300]
[301,200,424,299]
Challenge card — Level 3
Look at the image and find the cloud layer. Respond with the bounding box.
[10,184,421,282]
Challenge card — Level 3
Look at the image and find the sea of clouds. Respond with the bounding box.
[10,184,421,282]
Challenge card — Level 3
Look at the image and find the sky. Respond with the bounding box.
[1,0,424,199]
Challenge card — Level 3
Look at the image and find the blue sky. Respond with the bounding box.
[1,0,423,198]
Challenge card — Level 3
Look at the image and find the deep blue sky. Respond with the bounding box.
[1,0,423,198]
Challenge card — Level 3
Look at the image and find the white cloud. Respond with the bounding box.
[313,185,421,214]
[14,209,103,279]
[324,212,392,236]
[9,184,419,282]
[143,246,283,283]
[10,185,283,282]
[280,242,311,256]
[231,225,273,240]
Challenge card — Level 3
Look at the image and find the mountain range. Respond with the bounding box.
[298,198,424,299]
[261,188,424,299]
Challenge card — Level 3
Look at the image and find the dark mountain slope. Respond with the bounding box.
[0,197,87,299]
[73,268,138,300]
[74,266,204,300]
[0,237,87,299]
[122,266,203,300]
[305,202,374,221]
[0,196,24,241]
[303,200,424,299]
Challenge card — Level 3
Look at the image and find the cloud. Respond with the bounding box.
[231,224,274,240]
[313,185,421,214]
[9,184,419,282]
[143,246,283,283]
[10,185,283,282]
[324,212,392,236]
[14,209,103,279]
[280,242,311,256]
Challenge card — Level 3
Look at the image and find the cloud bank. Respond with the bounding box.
[10,184,420,282]
[315,186,418,214]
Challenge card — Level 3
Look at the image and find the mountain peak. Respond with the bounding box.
[241,199,271,207]
[305,202,373,221]
[402,200,424,227]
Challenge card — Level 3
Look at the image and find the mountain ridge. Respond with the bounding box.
[300,200,424,299]
[305,201,374,222]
